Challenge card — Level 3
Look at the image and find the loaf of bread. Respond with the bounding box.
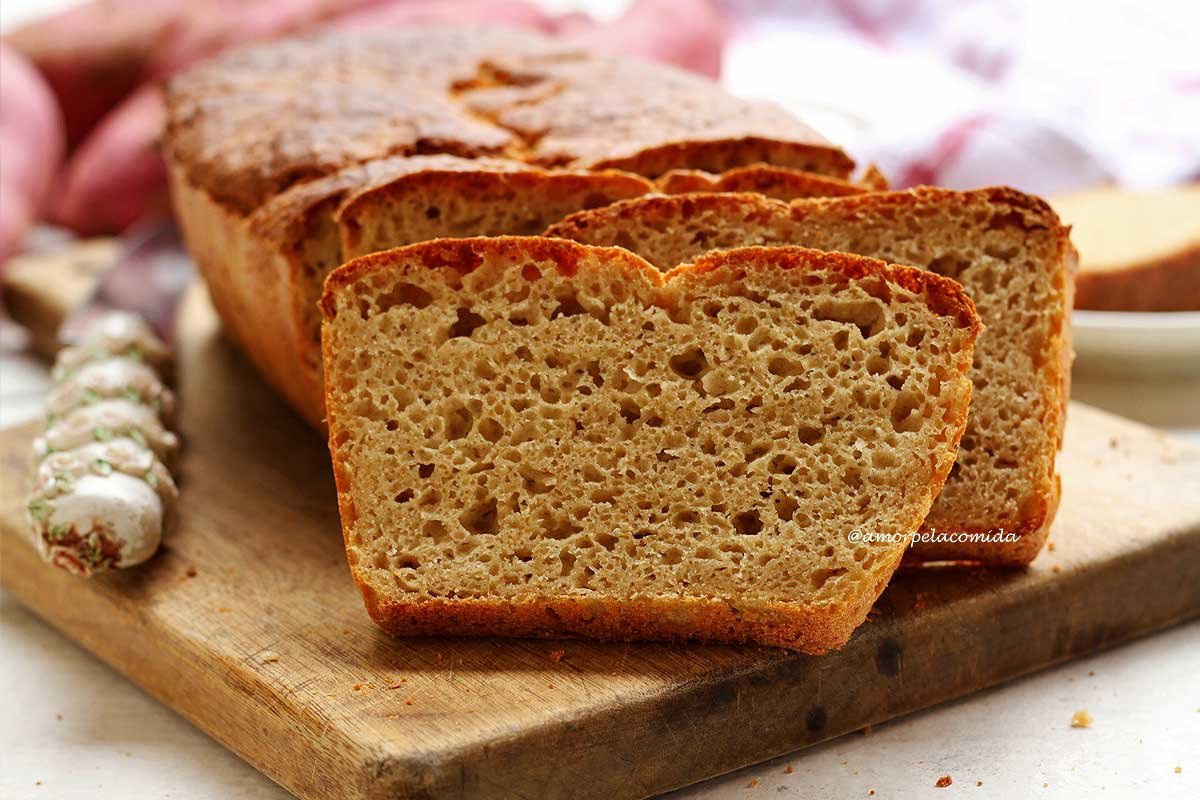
[165,26,858,427]
[320,237,981,652]
[1051,185,1200,311]
[546,188,1076,565]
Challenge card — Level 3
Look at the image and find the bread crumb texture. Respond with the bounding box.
[321,237,979,651]
[547,187,1075,564]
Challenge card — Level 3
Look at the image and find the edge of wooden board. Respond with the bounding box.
[4,404,1199,799]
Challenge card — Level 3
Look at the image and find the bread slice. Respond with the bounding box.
[1051,185,1200,311]
[656,164,869,201]
[173,156,652,427]
[546,188,1076,565]
[320,237,980,652]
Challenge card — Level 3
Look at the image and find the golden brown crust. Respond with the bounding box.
[322,236,982,335]
[673,246,982,336]
[1074,243,1200,311]
[165,27,852,214]
[336,164,654,256]
[169,160,329,426]
[656,164,868,201]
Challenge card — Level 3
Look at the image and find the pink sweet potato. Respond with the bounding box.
[555,0,727,79]
[0,44,64,265]
[4,2,181,149]
[50,85,168,236]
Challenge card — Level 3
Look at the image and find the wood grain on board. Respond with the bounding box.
[1,286,1198,799]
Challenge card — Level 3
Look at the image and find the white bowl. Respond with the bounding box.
[1072,310,1200,379]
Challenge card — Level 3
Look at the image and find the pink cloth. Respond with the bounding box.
[724,0,1200,193]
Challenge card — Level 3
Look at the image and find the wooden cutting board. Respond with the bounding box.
[2,286,1199,800]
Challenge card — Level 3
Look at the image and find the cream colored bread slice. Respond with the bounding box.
[1051,185,1200,311]
[546,188,1076,565]
[321,237,980,652]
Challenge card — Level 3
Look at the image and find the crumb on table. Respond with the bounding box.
[549,649,565,662]
[1071,709,1094,728]
[936,775,953,788]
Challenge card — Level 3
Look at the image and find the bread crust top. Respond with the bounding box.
[165,26,852,214]
[320,236,981,339]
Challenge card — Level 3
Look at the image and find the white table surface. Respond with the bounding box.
[2,316,1199,799]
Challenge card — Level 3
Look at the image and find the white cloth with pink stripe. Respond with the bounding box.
[722,0,1200,193]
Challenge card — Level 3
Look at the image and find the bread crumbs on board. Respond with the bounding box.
[405,696,414,706]
[746,778,759,788]
[549,649,566,662]
[936,775,953,788]
[1071,709,1094,728]
[783,765,793,774]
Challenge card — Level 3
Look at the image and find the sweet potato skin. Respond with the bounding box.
[0,44,64,264]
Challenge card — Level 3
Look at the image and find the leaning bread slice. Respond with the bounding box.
[546,188,1075,565]
[321,237,980,652]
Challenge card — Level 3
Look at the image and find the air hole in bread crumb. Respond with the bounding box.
[395,489,414,504]
[521,264,542,281]
[460,499,498,536]
[544,518,583,540]
[891,392,924,433]
[450,308,486,338]
[769,454,798,475]
[417,463,435,478]
[811,567,847,590]
[445,405,474,439]
[519,467,554,494]
[596,532,618,551]
[377,282,433,312]
[815,300,884,340]
[775,495,799,521]
[478,418,503,443]
[768,356,803,377]
[397,555,420,570]
[422,520,448,543]
[662,547,683,565]
[669,347,709,379]
[552,295,587,319]
[559,550,576,575]
[927,252,971,280]
[797,425,823,445]
[733,511,763,535]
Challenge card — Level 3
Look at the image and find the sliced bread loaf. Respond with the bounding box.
[546,188,1076,565]
[1051,185,1200,311]
[176,156,652,427]
[320,237,980,651]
